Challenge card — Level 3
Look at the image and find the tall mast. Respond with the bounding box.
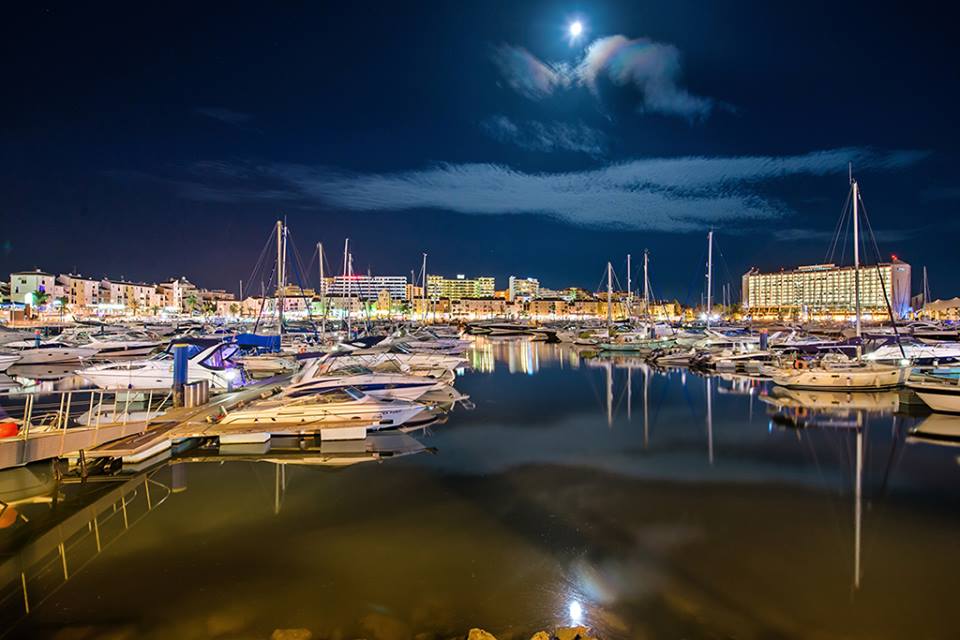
[626,254,632,319]
[343,238,351,335]
[923,266,930,307]
[706,230,714,328]
[421,252,428,323]
[276,219,285,331]
[853,178,862,347]
[318,242,326,338]
[643,249,650,319]
[607,261,614,331]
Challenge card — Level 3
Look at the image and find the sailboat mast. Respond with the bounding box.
[343,238,351,335]
[607,261,614,331]
[318,242,326,338]
[643,249,650,318]
[421,253,428,323]
[626,254,632,319]
[853,179,862,344]
[706,230,714,328]
[276,220,285,330]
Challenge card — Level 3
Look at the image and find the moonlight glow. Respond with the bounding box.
[569,21,583,37]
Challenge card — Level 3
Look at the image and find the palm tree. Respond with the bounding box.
[184,293,199,315]
[229,303,240,317]
[56,296,68,321]
[30,289,50,317]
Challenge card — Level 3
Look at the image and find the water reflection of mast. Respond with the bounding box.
[606,361,613,428]
[706,376,714,465]
[627,367,632,422]
[274,463,286,515]
[854,413,863,591]
[643,365,649,448]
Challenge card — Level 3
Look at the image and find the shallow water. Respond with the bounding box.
[2,337,959,639]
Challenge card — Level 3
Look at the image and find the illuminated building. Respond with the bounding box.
[427,274,495,299]
[508,276,539,301]
[10,269,56,305]
[323,275,407,300]
[741,259,911,319]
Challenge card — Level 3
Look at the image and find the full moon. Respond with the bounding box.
[569,21,583,37]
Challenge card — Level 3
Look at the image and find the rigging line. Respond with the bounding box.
[683,245,709,309]
[245,226,276,299]
[825,189,853,265]
[284,235,319,336]
[858,192,907,356]
[713,237,739,302]
[593,265,610,295]
[252,260,279,335]
[302,244,319,289]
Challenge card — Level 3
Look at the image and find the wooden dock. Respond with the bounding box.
[0,379,288,470]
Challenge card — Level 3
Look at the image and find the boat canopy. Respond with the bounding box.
[235,333,281,352]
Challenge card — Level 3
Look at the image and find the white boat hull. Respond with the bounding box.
[772,365,907,390]
[908,380,960,414]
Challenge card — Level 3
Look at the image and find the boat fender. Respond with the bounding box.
[0,422,18,438]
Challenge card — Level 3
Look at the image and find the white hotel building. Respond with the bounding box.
[741,260,912,319]
[323,275,408,301]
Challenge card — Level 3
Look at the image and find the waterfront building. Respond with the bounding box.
[527,297,568,318]
[405,283,424,301]
[215,300,242,317]
[324,275,407,301]
[427,274,495,300]
[103,280,156,310]
[58,273,102,308]
[919,297,960,321]
[412,296,452,317]
[9,269,56,305]
[508,276,539,301]
[158,277,198,312]
[741,260,912,319]
[451,297,511,318]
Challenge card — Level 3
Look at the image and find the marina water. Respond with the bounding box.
[3,336,959,639]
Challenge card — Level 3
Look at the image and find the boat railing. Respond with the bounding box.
[1,387,176,443]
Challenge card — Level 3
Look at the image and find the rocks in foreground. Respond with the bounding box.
[468,627,597,640]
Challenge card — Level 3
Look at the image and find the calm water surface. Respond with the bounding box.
[3,337,959,639]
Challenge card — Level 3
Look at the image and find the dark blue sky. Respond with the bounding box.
[1,1,958,302]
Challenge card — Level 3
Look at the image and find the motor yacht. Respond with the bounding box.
[865,340,960,366]
[3,340,98,364]
[217,387,426,429]
[76,339,245,389]
[906,374,960,414]
[283,365,447,401]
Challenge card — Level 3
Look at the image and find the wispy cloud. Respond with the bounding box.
[490,34,717,119]
[170,147,928,232]
[578,36,715,119]
[489,45,568,100]
[481,115,607,156]
[774,226,919,244]
[194,107,253,126]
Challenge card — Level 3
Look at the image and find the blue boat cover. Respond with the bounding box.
[235,333,281,352]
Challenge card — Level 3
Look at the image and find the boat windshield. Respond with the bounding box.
[294,387,364,404]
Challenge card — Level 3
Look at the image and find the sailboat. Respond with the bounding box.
[770,176,907,391]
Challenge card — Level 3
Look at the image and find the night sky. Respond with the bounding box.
[2,1,958,303]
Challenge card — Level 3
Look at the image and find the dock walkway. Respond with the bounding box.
[0,378,288,470]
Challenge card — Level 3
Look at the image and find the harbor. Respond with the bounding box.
[1,336,959,639]
[4,2,960,638]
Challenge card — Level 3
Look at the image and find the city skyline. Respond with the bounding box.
[2,2,957,301]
